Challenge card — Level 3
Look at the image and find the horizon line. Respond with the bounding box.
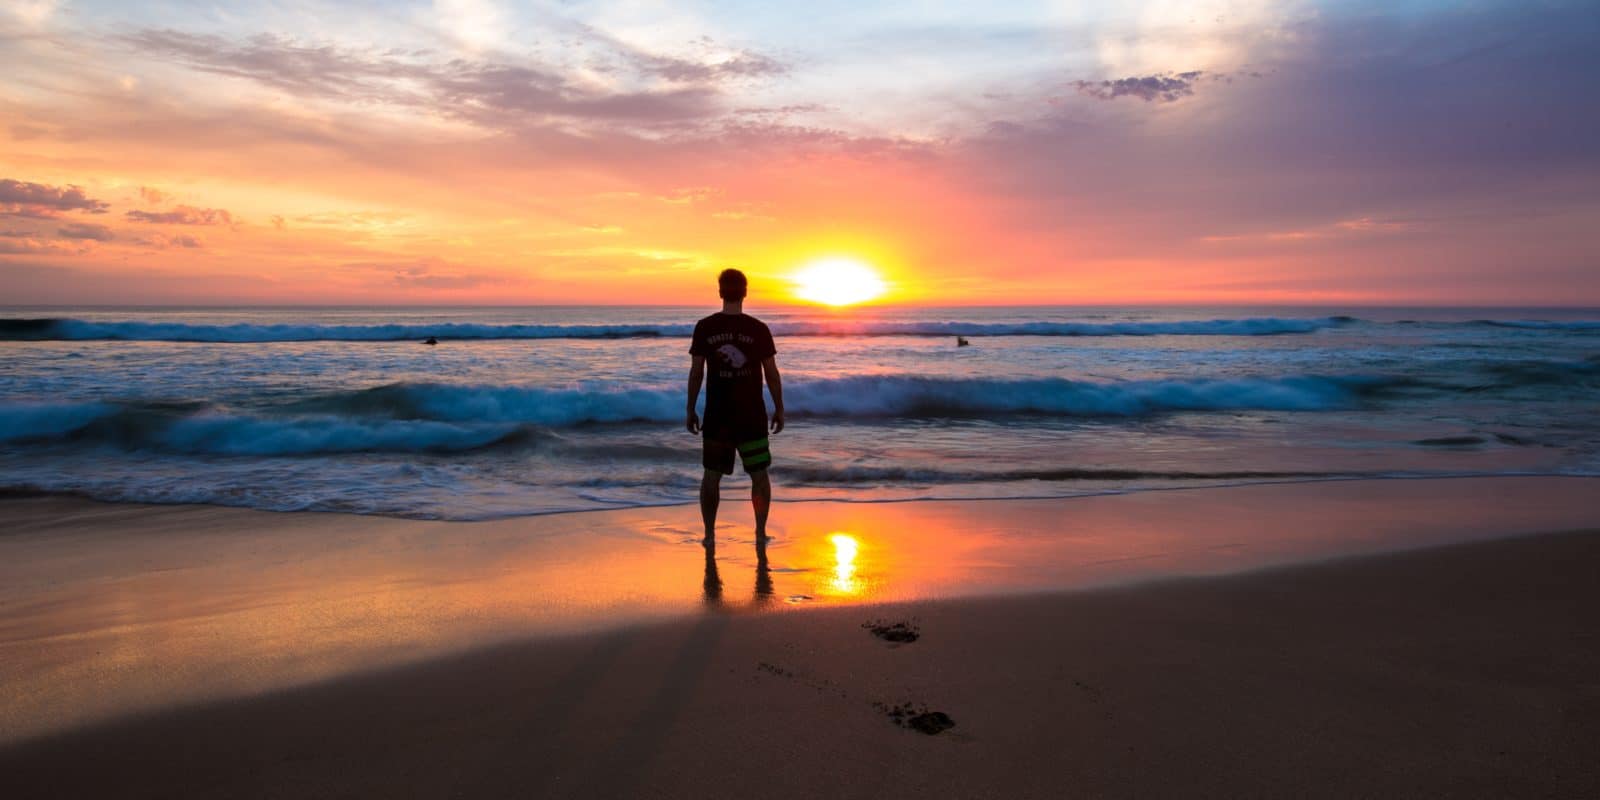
[5,302,1600,311]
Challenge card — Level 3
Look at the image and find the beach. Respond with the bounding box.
[7,0,1598,793]
[3,477,1598,797]
[6,0,1597,791]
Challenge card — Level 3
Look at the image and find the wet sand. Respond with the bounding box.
[2,478,1599,796]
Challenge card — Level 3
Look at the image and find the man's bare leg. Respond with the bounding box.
[751,470,771,543]
[700,469,722,545]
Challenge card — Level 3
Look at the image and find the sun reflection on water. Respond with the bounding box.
[829,532,860,595]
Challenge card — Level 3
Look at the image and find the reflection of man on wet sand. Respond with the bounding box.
[686,268,785,548]
[702,548,722,605]
[702,538,774,607]
[754,541,773,602]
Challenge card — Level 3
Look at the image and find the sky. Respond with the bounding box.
[1,0,1596,305]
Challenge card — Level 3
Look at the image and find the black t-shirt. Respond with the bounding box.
[690,312,777,440]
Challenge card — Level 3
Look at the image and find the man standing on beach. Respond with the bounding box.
[687,268,784,547]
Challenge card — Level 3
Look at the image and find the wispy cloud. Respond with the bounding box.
[57,222,116,241]
[432,0,505,53]
[134,232,203,249]
[292,211,410,227]
[348,257,507,289]
[119,27,785,132]
[3,0,58,28]
[125,206,235,225]
[0,238,84,255]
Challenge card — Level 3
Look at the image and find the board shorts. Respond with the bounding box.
[703,435,772,475]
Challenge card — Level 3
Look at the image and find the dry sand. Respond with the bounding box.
[2,478,1599,797]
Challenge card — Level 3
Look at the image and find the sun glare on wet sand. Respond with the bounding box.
[829,532,861,594]
[790,258,888,306]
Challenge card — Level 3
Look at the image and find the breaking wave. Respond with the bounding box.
[0,401,540,456]
[0,316,1351,342]
[292,373,1396,426]
[0,372,1400,456]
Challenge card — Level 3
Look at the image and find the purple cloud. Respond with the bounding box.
[1072,71,1204,103]
[0,179,109,218]
[636,50,787,83]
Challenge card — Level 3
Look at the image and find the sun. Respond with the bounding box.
[790,258,888,306]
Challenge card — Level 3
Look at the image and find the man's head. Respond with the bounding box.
[718,268,748,301]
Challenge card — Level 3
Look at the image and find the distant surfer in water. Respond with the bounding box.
[686,268,785,548]
[422,336,438,346]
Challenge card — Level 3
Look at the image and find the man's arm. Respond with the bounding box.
[762,355,784,434]
[686,355,705,434]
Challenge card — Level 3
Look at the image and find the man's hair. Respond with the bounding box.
[718,268,748,301]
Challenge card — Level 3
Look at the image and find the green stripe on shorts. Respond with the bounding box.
[738,436,772,470]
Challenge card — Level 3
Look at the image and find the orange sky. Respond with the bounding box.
[2,1,1597,305]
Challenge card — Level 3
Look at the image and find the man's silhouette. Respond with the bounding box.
[686,268,785,547]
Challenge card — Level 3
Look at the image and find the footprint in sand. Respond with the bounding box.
[755,663,956,734]
[642,523,709,545]
[863,619,920,644]
[872,701,956,735]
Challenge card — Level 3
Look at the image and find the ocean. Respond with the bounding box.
[2,306,1597,520]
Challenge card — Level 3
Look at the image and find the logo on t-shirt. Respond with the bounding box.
[715,344,748,368]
